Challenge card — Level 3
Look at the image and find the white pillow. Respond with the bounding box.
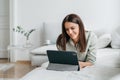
[111,26,120,48]
[96,48,120,67]
[31,44,57,54]
[41,61,49,68]
[96,34,111,49]
[110,74,120,80]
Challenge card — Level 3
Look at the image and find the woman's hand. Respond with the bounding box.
[79,61,93,69]
[79,62,85,69]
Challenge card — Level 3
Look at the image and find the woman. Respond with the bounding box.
[56,14,97,69]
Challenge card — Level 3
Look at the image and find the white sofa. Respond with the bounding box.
[30,22,120,67]
[30,22,61,66]
[30,45,57,66]
[30,45,120,67]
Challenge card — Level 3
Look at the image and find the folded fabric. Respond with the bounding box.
[96,34,111,49]
[111,26,120,48]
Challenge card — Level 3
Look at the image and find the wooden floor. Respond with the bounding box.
[0,58,35,79]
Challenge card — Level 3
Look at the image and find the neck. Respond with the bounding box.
[72,39,79,45]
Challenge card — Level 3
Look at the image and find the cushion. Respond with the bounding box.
[96,48,120,68]
[110,74,120,80]
[31,44,57,54]
[96,34,111,49]
[41,61,49,68]
[111,26,120,48]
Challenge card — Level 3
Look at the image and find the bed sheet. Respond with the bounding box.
[20,65,120,80]
[21,48,120,80]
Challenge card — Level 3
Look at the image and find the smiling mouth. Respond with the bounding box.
[70,35,76,39]
[69,34,74,37]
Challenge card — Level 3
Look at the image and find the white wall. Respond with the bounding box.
[13,0,120,47]
[11,0,120,61]
[0,0,9,58]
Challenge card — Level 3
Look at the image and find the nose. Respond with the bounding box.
[68,29,72,34]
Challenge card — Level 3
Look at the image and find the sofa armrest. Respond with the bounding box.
[30,44,57,55]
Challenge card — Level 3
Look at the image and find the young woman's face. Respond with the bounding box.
[65,22,80,42]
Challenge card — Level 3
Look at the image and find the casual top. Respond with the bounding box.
[58,31,97,64]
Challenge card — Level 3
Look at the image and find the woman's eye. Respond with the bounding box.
[71,27,75,30]
[65,29,68,31]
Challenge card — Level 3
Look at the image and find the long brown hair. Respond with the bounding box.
[56,14,86,52]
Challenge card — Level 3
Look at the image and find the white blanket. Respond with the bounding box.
[20,48,120,80]
[20,65,120,80]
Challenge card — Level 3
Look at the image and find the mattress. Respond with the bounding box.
[20,48,120,80]
[20,65,120,80]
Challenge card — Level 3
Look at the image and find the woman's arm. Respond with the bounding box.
[80,32,97,69]
[79,61,93,69]
[86,32,97,64]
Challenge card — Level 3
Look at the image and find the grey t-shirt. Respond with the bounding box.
[58,31,97,64]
